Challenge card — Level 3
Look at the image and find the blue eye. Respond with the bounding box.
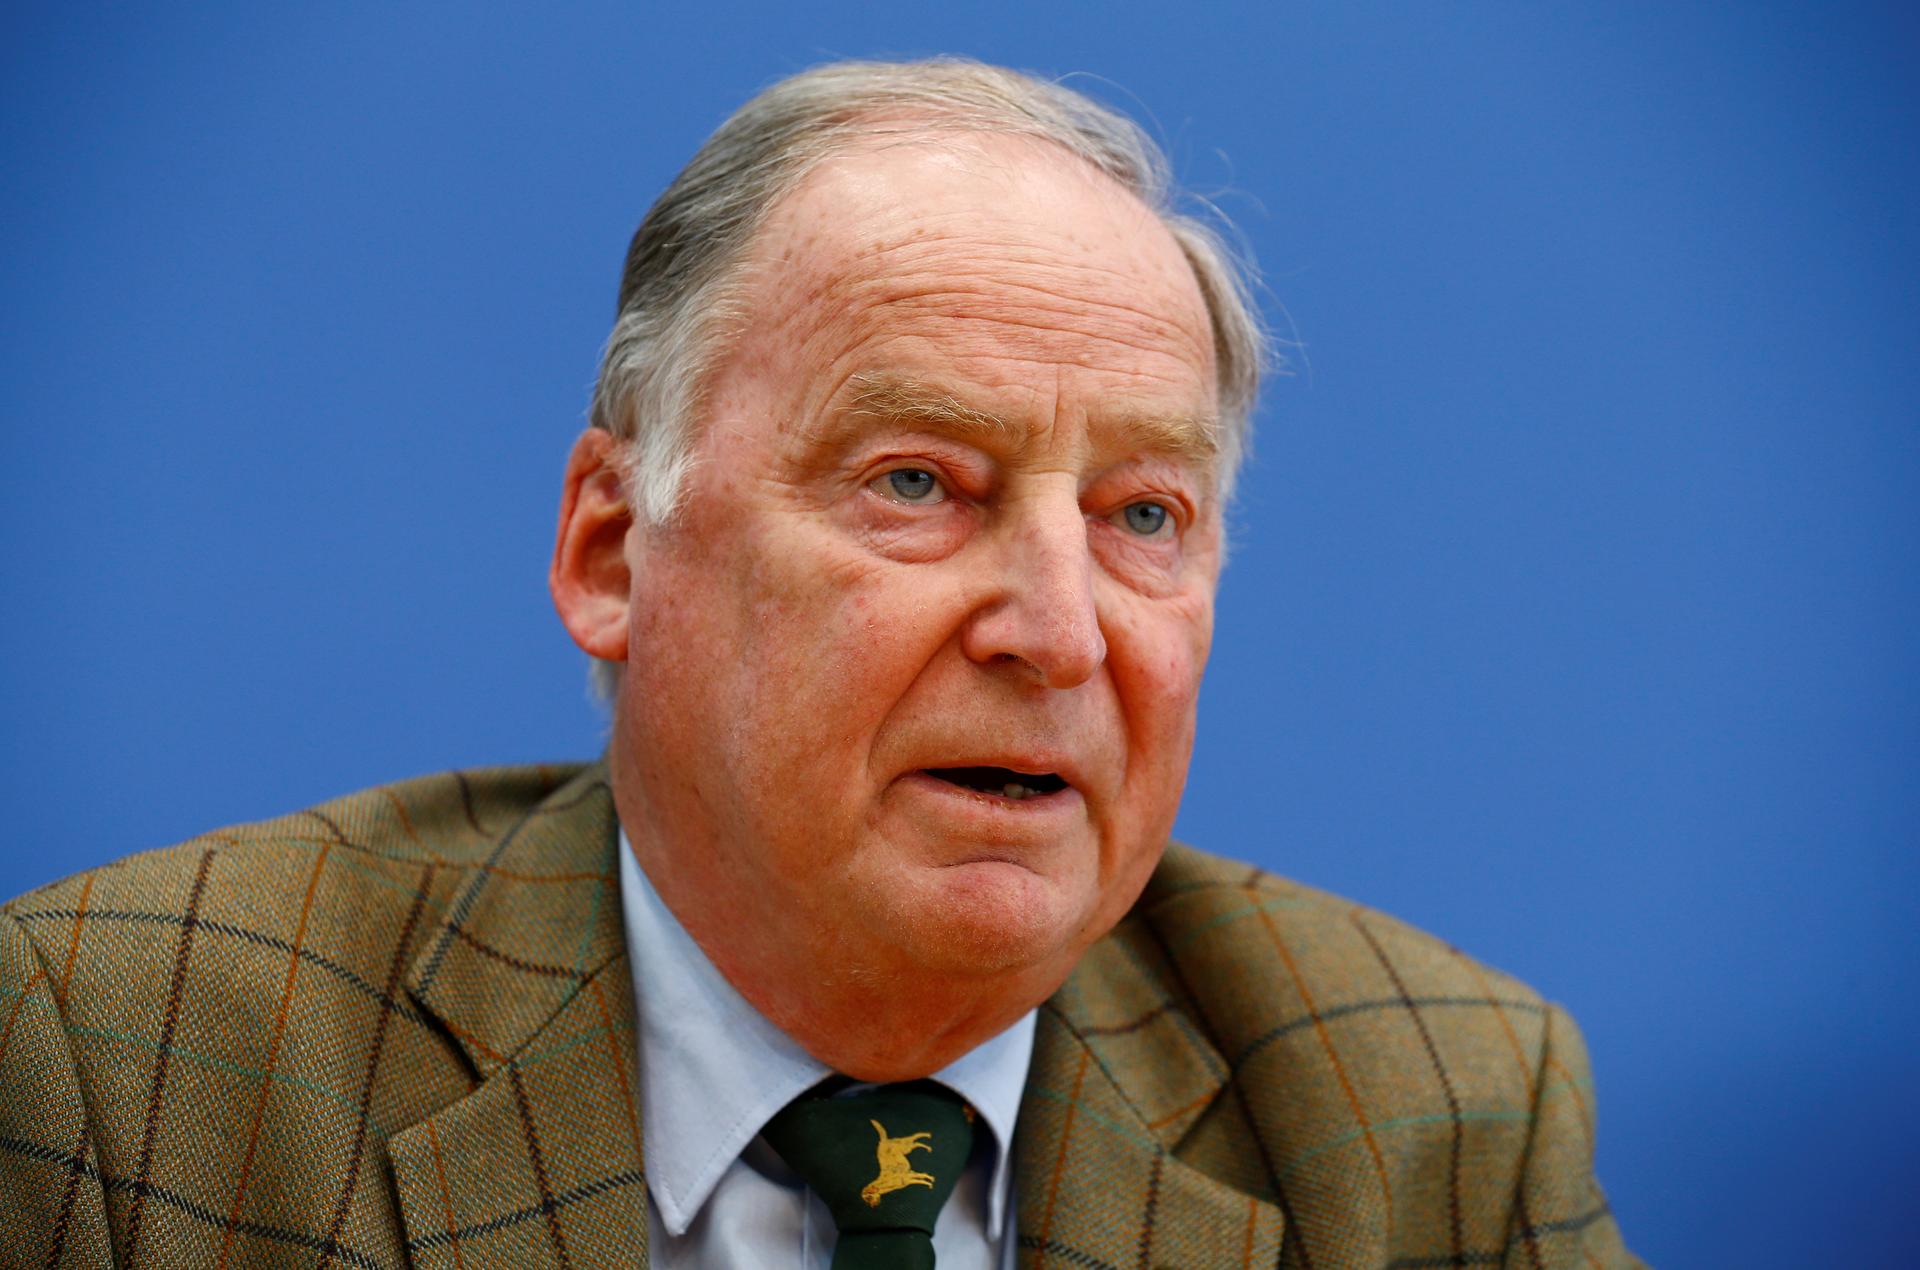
[1120,501,1170,536]
[884,468,943,503]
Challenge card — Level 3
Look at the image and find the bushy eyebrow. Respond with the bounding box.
[841,372,1219,466]
[845,374,1020,446]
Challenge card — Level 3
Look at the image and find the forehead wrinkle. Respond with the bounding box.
[853,278,1197,358]
[754,218,1213,381]
[787,273,1213,398]
[857,229,1198,302]
[837,370,1216,473]
[875,299,1202,372]
[823,240,1204,356]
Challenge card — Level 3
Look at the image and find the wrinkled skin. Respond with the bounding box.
[551,133,1223,1079]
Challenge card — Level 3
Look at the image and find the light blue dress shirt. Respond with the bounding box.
[618,835,1035,1268]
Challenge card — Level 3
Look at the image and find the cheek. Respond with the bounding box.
[744,553,891,693]
[726,541,959,769]
[1129,666,1202,788]
[1108,605,1210,744]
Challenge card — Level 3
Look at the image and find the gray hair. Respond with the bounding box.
[587,57,1268,696]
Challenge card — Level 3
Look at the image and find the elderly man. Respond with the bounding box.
[1,59,1636,1268]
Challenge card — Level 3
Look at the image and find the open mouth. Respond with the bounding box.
[924,766,1069,802]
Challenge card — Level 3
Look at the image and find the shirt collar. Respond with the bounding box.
[618,833,1035,1238]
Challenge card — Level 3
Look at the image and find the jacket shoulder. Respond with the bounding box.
[0,762,591,1266]
[1138,839,1546,1009]
[1122,840,1553,1117]
[1063,841,1551,1151]
[1070,841,1636,1266]
[7,761,588,914]
[1,760,592,1032]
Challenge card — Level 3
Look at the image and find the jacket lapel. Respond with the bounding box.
[1018,909,1287,1267]
[385,764,650,1267]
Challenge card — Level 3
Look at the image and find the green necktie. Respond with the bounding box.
[761,1079,977,1270]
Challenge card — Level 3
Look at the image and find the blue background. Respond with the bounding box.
[4,4,1914,1264]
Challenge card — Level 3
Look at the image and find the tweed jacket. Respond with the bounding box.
[1,763,1638,1267]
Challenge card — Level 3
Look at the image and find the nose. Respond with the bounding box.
[960,494,1107,689]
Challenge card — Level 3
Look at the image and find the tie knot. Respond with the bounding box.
[761,1079,976,1268]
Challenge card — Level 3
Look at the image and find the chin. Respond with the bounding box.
[890,857,1088,977]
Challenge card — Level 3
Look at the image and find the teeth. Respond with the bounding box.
[1002,782,1032,800]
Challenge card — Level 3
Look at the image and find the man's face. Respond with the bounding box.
[610,134,1222,1009]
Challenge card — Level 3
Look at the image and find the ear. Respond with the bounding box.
[550,428,634,662]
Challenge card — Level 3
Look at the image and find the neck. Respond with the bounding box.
[711,936,1059,1082]
[620,832,1069,1082]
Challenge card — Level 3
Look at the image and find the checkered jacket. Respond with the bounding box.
[1,762,1639,1267]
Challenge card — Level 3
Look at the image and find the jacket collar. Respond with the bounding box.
[387,763,649,1265]
[401,763,627,1075]
[1016,878,1287,1266]
[386,768,1281,1266]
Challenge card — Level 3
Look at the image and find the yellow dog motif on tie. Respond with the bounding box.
[861,1120,935,1207]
